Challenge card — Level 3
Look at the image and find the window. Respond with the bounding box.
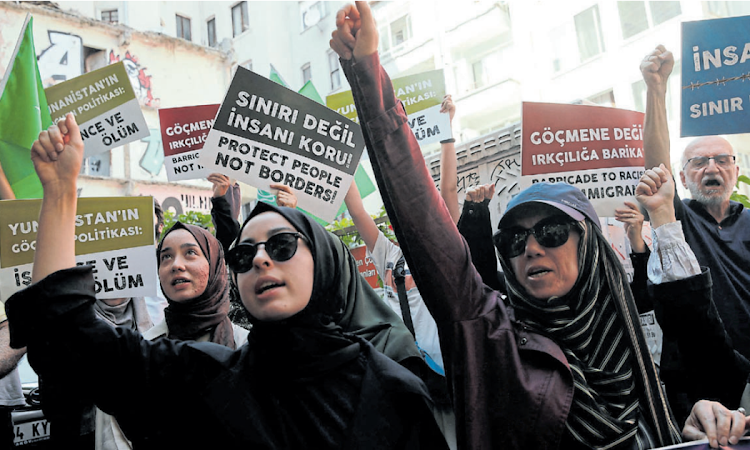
[328,51,341,90]
[472,60,486,90]
[207,18,217,48]
[391,15,412,47]
[176,15,191,41]
[232,2,249,37]
[301,63,312,85]
[618,1,681,39]
[550,23,577,73]
[301,2,328,31]
[650,1,681,25]
[587,89,616,107]
[708,1,750,17]
[618,2,648,39]
[379,14,412,53]
[101,9,118,24]
[574,6,605,61]
[469,52,507,90]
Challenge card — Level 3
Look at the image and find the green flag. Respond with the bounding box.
[297,80,324,105]
[269,64,289,88]
[0,15,52,199]
[333,163,376,216]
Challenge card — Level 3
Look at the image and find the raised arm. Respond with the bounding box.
[457,183,503,291]
[332,2,487,323]
[637,165,750,423]
[615,201,651,309]
[641,45,674,170]
[344,182,380,252]
[30,113,83,281]
[209,173,241,250]
[439,95,460,224]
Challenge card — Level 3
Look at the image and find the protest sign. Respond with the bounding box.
[159,104,219,181]
[521,102,646,217]
[351,245,379,289]
[327,69,450,146]
[198,66,365,223]
[0,196,157,301]
[45,61,149,157]
[682,15,750,137]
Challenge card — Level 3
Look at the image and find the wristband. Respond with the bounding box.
[440,138,455,144]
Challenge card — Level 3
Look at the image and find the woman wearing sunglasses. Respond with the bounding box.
[8,113,446,449]
[330,3,748,449]
[214,201,446,448]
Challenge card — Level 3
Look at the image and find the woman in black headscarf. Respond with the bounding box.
[230,201,421,363]
[208,201,441,448]
[7,113,445,449]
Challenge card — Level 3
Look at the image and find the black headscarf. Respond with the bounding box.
[230,202,421,372]
[157,221,237,349]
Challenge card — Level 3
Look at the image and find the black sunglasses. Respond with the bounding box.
[226,232,306,273]
[494,215,578,258]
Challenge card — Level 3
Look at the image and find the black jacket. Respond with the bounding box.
[7,266,447,450]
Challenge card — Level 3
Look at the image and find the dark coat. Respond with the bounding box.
[6,266,447,450]
[341,51,683,449]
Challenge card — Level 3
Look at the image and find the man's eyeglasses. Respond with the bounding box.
[226,232,306,273]
[494,216,579,259]
[683,154,736,170]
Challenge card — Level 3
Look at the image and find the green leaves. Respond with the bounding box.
[731,175,750,208]
[160,210,215,241]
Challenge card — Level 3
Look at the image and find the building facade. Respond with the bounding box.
[3,1,750,216]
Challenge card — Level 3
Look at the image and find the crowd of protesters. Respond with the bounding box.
[0,2,749,449]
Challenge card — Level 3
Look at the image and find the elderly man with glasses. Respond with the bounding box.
[641,45,750,427]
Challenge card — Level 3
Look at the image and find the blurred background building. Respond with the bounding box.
[2,0,750,218]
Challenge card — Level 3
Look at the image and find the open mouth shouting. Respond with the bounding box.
[703,177,723,188]
[526,266,552,279]
[255,277,286,296]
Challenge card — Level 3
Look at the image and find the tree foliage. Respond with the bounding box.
[161,210,215,241]
[325,205,395,248]
[731,175,750,208]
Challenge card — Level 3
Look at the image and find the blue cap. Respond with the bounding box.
[499,182,600,229]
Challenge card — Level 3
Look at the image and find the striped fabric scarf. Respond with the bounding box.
[500,220,680,449]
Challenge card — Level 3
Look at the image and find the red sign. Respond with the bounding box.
[159,104,220,156]
[350,245,380,289]
[158,104,220,181]
[522,102,645,176]
[521,102,647,217]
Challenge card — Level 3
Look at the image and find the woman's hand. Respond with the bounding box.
[271,183,298,209]
[683,400,749,448]
[614,201,646,253]
[31,113,84,194]
[465,183,495,203]
[440,94,456,123]
[208,173,232,198]
[330,1,378,61]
